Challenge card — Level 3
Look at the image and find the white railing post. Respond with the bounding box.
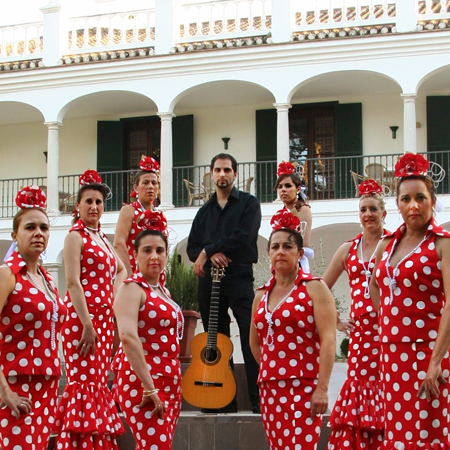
[156,0,175,54]
[274,103,292,164]
[45,121,62,212]
[395,0,418,33]
[40,0,61,66]
[158,112,176,209]
[272,0,291,43]
[401,93,417,154]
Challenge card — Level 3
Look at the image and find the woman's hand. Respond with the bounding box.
[77,324,99,356]
[0,387,32,419]
[337,317,354,337]
[137,393,167,419]
[418,362,447,401]
[310,386,328,419]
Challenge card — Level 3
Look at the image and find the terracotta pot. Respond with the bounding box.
[179,310,201,363]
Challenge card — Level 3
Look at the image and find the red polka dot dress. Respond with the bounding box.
[112,273,182,450]
[125,201,166,285]
[0,250,67,450]
[376,219,450,449]
[328,232,384,449]
[253,269,323,450]
[54,220,124,450]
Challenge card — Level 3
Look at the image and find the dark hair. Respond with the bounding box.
[134,170,159,187]
[13,207,49,233]
[274,173,308,207]
[77,183,108,203]
[134,229,168,252]
[210,153,237,173]
[268,228,303,251]
[396,175,436,202]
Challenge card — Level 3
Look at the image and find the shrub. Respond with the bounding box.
[340,338,349,359]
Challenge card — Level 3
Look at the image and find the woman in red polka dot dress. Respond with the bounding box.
[113,226,183,450]
[114,156,161,277]
[371,153,450,449]
[324,179,387,449]
[0,186,67,450]
[250,209,336,450]
[54,171,126,450]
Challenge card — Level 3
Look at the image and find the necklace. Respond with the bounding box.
[85,227,118,280]
[149,282,184,341]
[385,234,429,305]
[264,283,297,347]
[27,269,59,350]
[359,233,384,299]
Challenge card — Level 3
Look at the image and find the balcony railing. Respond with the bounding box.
[1,1,450,63]
[1,151,449,219]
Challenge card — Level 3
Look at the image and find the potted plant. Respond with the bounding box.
[165,246,201,363]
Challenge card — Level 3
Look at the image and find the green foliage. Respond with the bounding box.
[340,337,350,359]
[165,246,199,311]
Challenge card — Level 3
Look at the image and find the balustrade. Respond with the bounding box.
[0,22,43,61]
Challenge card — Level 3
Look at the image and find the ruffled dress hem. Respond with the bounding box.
[382,442,450,450]
[328,378,384,430]
[54,382,124,437]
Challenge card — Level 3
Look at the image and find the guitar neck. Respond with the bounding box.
[207,279,221,349]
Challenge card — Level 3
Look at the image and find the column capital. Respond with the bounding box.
[40,0,61,14]
[400,93,417,101]
[157,112,176,121]
[273,103,292,112]
[44,121,63,129]
[42,262,62,270]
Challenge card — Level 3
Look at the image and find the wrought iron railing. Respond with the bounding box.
[0,151,449,218]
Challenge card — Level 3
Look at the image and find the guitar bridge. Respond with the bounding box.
[194,381,223,387]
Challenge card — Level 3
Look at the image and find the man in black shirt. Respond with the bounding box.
[187,153,261,413]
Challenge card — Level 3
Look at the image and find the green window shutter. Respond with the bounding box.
[336,103,363,198]
[256,109,277,202]
[172,115,194,207]
[97,121,124,210]
[427,96,450,192]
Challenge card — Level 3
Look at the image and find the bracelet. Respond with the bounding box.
[143,388,159,397]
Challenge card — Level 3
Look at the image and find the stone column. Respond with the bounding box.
[395,0,417,33]
[155,0,174,55]
[271,0,291,43]
[158,112,175,209]
[40,0,61,67]
[43,262,62,289]
[45,121,62,212]
[401,94,417,154]
[274,103,292,164]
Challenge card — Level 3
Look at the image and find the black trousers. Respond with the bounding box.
[198,265,260,408]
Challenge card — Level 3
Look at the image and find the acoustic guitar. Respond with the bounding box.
[181,266,237,409]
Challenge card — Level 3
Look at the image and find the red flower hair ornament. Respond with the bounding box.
[270,209,301,232]
[79,170,102,186]
[140,156,160,173]
[277,161,295,177]
[137,210,168,238]
[15,185,47,209]
[394,153,429,178]
[358,179,382,197]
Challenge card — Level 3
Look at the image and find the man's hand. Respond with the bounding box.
[211,252,231,268]
[194,250,208,277]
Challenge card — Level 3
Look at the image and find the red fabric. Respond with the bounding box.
[112,273,182,449]
[376,220,450,447]
[260,378,322,450]
[54,220,123,449]
[1,251,66,377]
[328,233,384,448]
[0,375,59,450]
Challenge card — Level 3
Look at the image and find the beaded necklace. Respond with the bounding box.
[359,232,385,299]
[84,226,118,280]
[385,233,429,305]
[27,269,59,350]
[264,283,297,347]
[149,282,184,341]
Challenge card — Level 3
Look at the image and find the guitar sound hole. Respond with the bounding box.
[201,347,221,365]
